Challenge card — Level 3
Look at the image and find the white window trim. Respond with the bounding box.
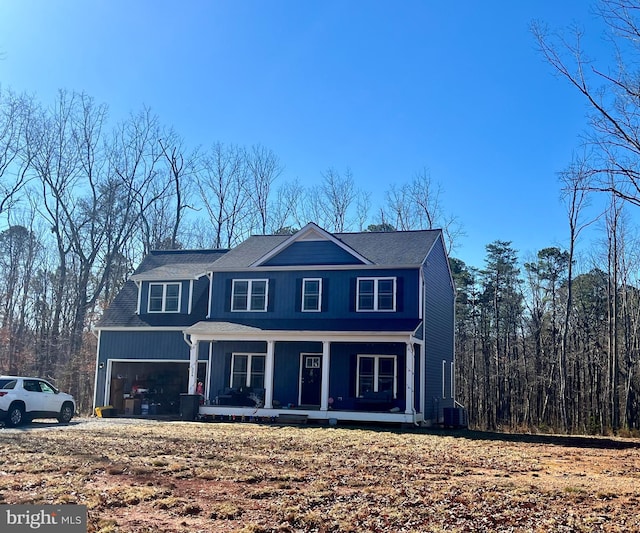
[148,282,182,313]
[230,353,266,388]
[231,279,269,312]
[356,277,397,312]
[356,354,398,398]
[451,361,455,400]
[301,278,322,312]
[442,360,447,399]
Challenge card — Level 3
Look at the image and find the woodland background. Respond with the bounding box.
[2,0,640,434]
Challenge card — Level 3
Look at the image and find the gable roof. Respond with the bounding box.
[252,223,373,266]
[97,249,229,328]
[130,249,229,281]
[209,223,442,270]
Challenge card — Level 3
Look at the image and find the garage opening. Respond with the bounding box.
[108,361,207,416]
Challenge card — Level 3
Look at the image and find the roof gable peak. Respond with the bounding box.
[251,222,372,267]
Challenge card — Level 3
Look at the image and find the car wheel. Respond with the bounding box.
[7,404,24,427]
[58,402,74,424]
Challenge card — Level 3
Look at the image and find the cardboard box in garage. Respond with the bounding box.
[124,398,141,415]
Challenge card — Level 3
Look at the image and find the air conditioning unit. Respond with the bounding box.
[443,407,467,428]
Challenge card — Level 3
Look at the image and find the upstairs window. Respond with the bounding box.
[148,282,181,313]
[232,279,268,311]
[302,278,322,312]
[357,277,396,311]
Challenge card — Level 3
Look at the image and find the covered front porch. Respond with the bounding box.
[183,321,425,425]
[199,405,422,425]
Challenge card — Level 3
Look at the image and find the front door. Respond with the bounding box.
[300,354,322,406]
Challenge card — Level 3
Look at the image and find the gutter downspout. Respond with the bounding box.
[183,333,198,395]
[92,328,101,413]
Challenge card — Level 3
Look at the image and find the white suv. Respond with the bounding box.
[0,376,76,426]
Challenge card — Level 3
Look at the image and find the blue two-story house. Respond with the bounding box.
[93,222,456,425]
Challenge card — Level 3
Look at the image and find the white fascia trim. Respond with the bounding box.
[131,270,209,282]
[107,358,208,364]
[95,326,190,332]
[188,329,424,345]
[211,264,420,273]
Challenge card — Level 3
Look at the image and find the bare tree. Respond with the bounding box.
[158,130,197,249]
[384,183,415,231]
[320,168,356,232]
[245,144,283,235]
[0,88,33,217]
[270,179,303,235]
[559,154,600,430]
[533,1,640,207]
[197,142,249,248]
[382,169,464,251]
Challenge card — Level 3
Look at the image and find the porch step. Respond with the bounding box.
[276,413,308,425]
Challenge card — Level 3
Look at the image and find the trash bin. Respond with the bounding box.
[180,394,200,421]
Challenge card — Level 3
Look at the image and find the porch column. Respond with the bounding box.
[405,342,415,415]
[264,340,275,408]
[188,338,199,395]
[320,341,330,411]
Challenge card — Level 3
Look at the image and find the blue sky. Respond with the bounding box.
[0,1,609,268]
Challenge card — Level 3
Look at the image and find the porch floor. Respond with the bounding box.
[199,405,422,424]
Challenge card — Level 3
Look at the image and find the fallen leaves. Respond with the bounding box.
[0,418,639,532]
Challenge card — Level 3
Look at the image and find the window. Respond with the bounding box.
[148,283,181,313]
[356,277,396,311]
[451,361,455,400]
[231,354,266,389]
[232,279,268,311]
[356,355,397,397]
[302,278,322,312]
[0,379,16,389]
[442,360,447,399]
[39,381,56,394]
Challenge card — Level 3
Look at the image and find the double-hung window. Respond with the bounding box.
[148,282,181,313]
[356,355,397,398]
[231,354,266,389]
[356,277,396,311]
[302,278,322,312]
[232,279,268,311]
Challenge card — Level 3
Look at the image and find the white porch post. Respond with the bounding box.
[320,341,330,411]
[405,342,415,415]
[188,337,199,395]
[264,340,275,408]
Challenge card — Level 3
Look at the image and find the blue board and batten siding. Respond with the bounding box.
[95,330,209,407]
[263,240,364,266]
[138,277,210,316]
[93,226,456,423]
[210,268,420,320]
[207,339,410,411]
[422,237,456,421]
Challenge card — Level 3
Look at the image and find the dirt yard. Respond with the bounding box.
[0,417,639,532]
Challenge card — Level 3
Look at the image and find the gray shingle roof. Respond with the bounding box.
[97,249,228,328]
[208,227,441,269]
[207,235,289,269]
[336,230,440,265]
[97,227,442,329]
[131,249,229,280]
